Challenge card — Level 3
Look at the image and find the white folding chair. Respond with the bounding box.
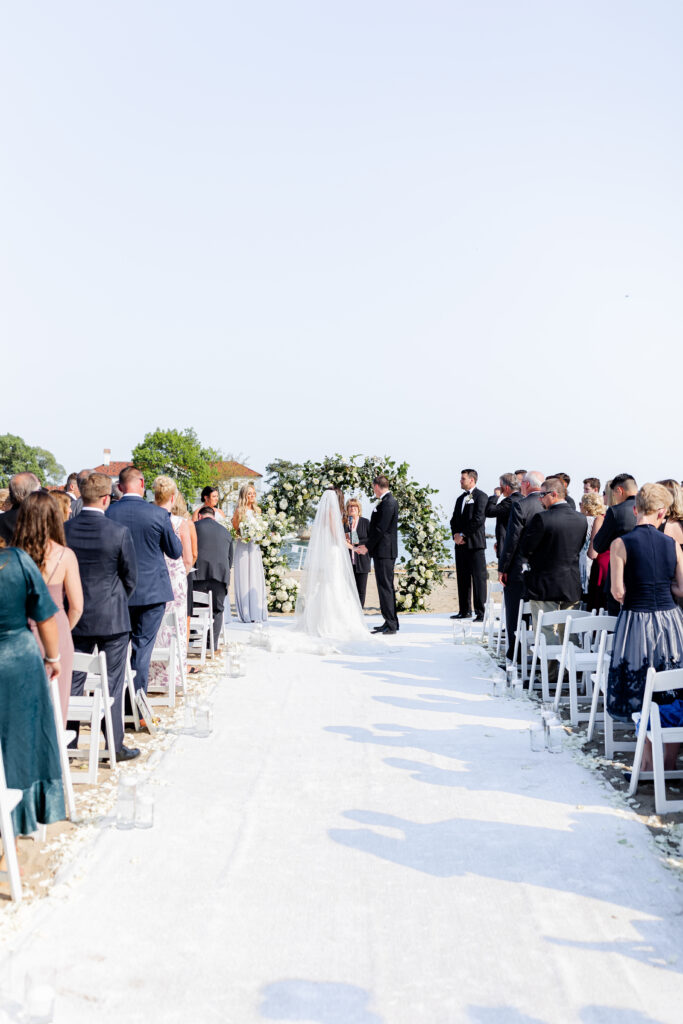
[553,614,618,725]
[586,632,638,757]
[482,583,504,648]
[513,601,533,682]
[528,609,589,702]
[123,644,141,731]
[49,677,76,821]
[0,742,23,902]
[629,667,683,813]
[189,590,213,665]
[67,652,116,783]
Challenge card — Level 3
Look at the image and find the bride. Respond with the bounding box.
[267,488,375,653]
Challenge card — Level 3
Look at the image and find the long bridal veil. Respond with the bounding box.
[293,489,371,644]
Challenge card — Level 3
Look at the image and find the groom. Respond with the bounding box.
[356,475,399,635]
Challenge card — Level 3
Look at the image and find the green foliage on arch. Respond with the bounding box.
[261,455,449,613]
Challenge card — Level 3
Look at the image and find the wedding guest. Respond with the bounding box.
[607,483,683,770]
[172,491,198,640]
[0,472,41,545]
[521,477,587,683]
[0,545,66,844]
[515,470,527,485]
[13,492,83,725]
[498,471,544,660]
[193,485,226,522]
[107,466,182,695]
[51,491,72,523]
[195,505,234,643]
[64,472,80,515]
[345,498,371,608]
[584,492,609,611]
[579,492,604,605]
[550,472,576,509]
[450,469,487,621]
[659,479,683,549]
[147,476,193,690]
[70,469,94,518]
[592,472,638,614]
[356,475,399,634]
[583,477,601,495]
[65,473,139,761]
[232,483,266,623]
[486,473,522,556]
[0,487,10,511]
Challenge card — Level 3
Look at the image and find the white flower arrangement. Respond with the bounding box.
[233,513,269,546]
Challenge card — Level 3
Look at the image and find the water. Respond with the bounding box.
[282,534,497,569]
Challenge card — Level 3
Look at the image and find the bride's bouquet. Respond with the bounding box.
[233,513,269,546]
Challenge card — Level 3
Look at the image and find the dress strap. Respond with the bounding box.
[45,547,66,584]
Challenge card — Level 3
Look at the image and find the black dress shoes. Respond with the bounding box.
[450,612,472,619]
[371,625,387,634]
[473,614,484,623]
[115,745,141,763]
[379,626,397,634]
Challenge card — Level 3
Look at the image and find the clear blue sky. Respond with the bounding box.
[2,2,682,513]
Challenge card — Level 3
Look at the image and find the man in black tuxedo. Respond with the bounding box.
[486,472,523,556]
[356,475,399,634]
[64,472,80,517]
[65,473,140,761]
[0,472,41,545]
[521,477,587,681]
[106,466,183,694]
[591,472,638,614]
[194,505,233,647]
[498,471,544,660]
[450,468,488,621]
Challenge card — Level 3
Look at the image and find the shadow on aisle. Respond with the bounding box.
[259,979,383,1022]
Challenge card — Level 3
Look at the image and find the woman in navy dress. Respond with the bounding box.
[607,484,683,767]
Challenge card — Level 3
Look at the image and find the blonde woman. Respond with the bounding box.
[148,476,193,689]
[344,498,371,608]
[580,491,606,609]
[232,483,267,622]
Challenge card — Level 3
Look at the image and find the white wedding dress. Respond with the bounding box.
[267,490,375,654]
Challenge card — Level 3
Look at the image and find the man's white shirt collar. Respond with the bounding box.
[82,506,106,514]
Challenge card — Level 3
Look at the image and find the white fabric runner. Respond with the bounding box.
[2,615,683,1023]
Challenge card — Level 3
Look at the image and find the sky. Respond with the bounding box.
[2,1,682,516]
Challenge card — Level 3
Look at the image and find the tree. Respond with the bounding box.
[0,434,65,487]
[264,459,313,528]
[131,428,213,498]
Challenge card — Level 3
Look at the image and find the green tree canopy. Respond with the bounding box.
[0,434,65,487]
[131,428,214,497]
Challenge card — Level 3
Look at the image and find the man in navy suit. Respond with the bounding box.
[106,466,183,695]
[65,473,139,761]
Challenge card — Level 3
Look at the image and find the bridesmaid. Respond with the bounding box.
[13,492,83,725]
[232,483,268,623]
[148,476,194,689]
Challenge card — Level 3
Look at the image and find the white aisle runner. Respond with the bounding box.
[2,615,683,1023]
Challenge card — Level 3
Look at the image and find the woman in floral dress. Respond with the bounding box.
[148,476,193,689]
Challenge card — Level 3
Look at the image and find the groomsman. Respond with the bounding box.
[65,473,139,761]
[107,466,183,694]
[356,475,399,634]
[486,472,522,555]
[450,468,488,621]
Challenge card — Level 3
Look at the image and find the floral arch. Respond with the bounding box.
[259,455,449,613]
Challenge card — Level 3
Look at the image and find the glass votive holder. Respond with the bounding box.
[115,776,136,830]
[229,657,242,679]
[135,787,154,829]
[511,678,524,700]
[493,677,506,698]
[529,723,545,752]
[547,724,564,753]
[24,968,56,1023]
[183,698,197,734]
[194,704,213,738]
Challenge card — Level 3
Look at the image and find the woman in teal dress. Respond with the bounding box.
[0,546,66,842]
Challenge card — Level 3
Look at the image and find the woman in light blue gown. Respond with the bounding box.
[232,483,268,623]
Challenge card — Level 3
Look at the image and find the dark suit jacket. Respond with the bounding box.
[195,518,233,586]
[450,487,487,550]
[0,507,20,545]
[367,494,398,560]
[592,497,637,553]
[521,502,588,603]
[498,491,544,582]
[65,510,138,636]
[346,517,371,573]
[106,495,182,606]
[486,491,523,553]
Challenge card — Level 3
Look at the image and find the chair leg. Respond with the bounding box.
[650,708,667,814]
[0,802,22,903]
[586,677,602,742]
